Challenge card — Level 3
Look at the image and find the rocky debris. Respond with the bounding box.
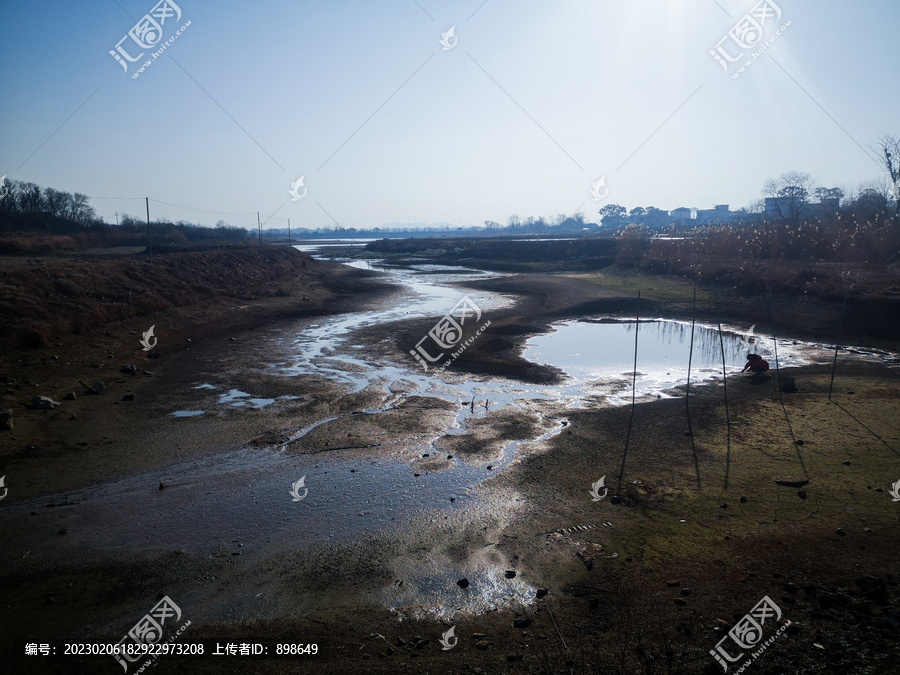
[120,364,136,375]
[32,396,60,410]
[121,394,135,401]
[536,588,548,599]
[775,478,809,488]
[474,639,490,650]
[610,495,622,504]
[780,377,798,392]
[0,409,13,430]
[63,392,76,401]
[513,616,531,629]
[667,580,681,587]
[159,482,165,490]
[674,598,687,606]
[457,578,469,589]
[78,381,104,395]
[835,528,846,536]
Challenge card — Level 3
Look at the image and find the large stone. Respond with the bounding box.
[32,396,60,410]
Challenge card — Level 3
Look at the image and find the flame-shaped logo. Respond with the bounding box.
[889,479,900,502]
[590,176,608,201]
[140,325,158,351]
[290,476,308,502]
[440,26,458,50]
[289,176,308,201]
[0,475,6,501]
[439,625,457,650]
[0,176,8,200]
[589,475,608,501]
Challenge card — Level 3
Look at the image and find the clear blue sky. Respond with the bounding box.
[1,0,897,230]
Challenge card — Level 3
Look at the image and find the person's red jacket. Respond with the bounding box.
[745,358,769,373]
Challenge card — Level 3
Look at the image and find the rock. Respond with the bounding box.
[158,482,165,490]
[457,578,469,589]
[846,390,854,395]
[471,633,487,640]
[681,588,691,596]
[121,394,135,401]
[843,460,851,465]
[69,414,76,420]
[58,528,68,535]
[32,396,60,410]
[740,496,748,503]
[780,377,798,393]
[505,570,516,579]
[447,455,453,460]
[91,381,105,394]
[775,478,809,488]
[0,409,13,430]
[513,616,531,629]
[474,640,490,650]
[797,490,807,500]
[666,580,681,587]
[506,654,524,663]
[610,495,622,504]
[536,588,548,599]
[120,364,137,375]
[63,392,77,401]
[718,503,728,509]
[835,528,846,536]
[674,598,687,606]
[486,464,493,470]
[229,337,237,342]
[682,431,692,436]
[794,440,805,446]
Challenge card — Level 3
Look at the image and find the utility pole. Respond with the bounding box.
[145,197,153,263]
[288,218,291,246]
[257,212,262,245]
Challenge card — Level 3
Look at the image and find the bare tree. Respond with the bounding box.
[873,133,900,219]
[763,171,814,226]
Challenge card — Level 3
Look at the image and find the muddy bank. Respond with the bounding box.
[2,258,899,675]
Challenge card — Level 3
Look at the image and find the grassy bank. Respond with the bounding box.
[0,247,314,350]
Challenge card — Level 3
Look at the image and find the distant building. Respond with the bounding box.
[668,207,693,223]
[695,204,731,224]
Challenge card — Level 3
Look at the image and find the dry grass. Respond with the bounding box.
[0,247,311,350]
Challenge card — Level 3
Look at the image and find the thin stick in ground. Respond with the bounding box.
[686,286,701,490]
[769,291,808,477]
[828,283,850,401]
[616,290,640,495]
[714,292,731,490]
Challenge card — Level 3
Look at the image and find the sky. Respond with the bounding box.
[1,0,898,231]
